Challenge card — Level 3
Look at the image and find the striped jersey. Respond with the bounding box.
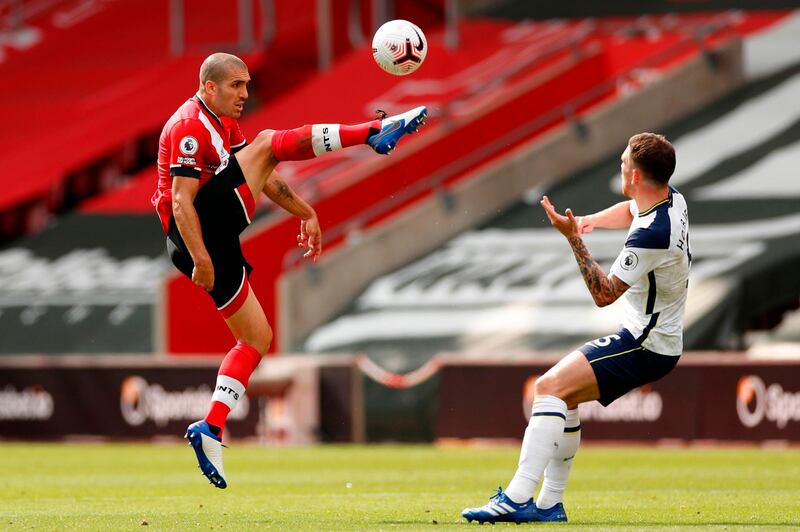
[152,93,247,233]
[609,187,691,356]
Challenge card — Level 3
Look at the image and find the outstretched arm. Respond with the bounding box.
[263,171,322,262]
[540,196,629,307]
[576,201,634,234]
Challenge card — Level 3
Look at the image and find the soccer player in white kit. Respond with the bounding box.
[462,133,690,524]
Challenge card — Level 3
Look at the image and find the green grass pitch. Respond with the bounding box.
[2,443,799,530]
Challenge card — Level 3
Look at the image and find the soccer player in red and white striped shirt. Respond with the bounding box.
[154,53,427,488]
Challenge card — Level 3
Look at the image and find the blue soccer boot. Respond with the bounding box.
[185,420,227,489]
[462,487,537,524]
[367,106,428,154]
[532,502,568,522]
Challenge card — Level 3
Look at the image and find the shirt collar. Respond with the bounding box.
[194,92,223,129]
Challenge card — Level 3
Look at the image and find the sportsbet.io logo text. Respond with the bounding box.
[120,376,249,427]
[736,375,800,429]
[0,385,54,420]
[580,385,663,422]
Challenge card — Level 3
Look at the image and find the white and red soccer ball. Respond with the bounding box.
[372,19,427,76]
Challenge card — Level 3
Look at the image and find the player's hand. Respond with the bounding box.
[297,215,322,262]
[540,195,580,238]
[192,258,215,291]
[576,214,595,234]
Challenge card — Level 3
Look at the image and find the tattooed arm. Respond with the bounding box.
[263,171,322,261]
[566,234,630,307]
[540,196,629,307]
[263,171,314,219]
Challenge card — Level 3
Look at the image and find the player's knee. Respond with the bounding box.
[238,321,272,356]
[252,129,277,162]
[534,373,565,400]
[535,377,583,408]
[249,324,273,355]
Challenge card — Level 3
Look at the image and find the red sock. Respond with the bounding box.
[205,341,262,437]
[340,121,381,145]
[271,120,381,161]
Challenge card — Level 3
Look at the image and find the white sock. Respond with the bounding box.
[310,124,343,156]
[505,395,567,504]
[536,408,580,510]
[211,374,246,413]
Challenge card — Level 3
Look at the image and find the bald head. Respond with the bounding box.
[196,53,251,119]
[199,53,248,89]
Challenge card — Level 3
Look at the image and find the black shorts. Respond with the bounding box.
[579,329,679,406]
[166,155,256,314]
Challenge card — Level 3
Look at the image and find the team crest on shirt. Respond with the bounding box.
[179,136,199,155]
[621,250,639,271]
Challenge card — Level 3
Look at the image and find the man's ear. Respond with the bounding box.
[630,167,640,186]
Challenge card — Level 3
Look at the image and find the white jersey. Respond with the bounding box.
[609,187,690,356]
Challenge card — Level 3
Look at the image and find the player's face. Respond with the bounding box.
[620,145,634,197]
[213,68,250,119]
